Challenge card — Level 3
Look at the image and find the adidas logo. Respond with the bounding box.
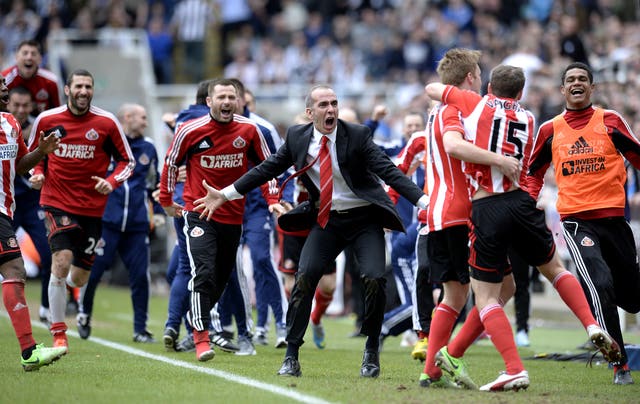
[199,141,209,149]
[13,302,28,311]
[567,136,593,155]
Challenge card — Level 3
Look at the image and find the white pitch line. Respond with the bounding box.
[10,315,334,404]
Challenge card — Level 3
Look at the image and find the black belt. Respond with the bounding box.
[331,205,373,215]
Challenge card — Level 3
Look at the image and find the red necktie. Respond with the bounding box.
[317,135,332,228]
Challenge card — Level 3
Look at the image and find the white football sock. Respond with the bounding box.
[48,275,67,324]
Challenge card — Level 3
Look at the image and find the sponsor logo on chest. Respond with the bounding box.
[200,152,244,169]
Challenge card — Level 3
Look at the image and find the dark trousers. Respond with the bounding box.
[563,216,640,366]
[287,206,387,346]
[184,212,242,332]
[414,230,436,333]
[13,192,52,310]
[509,249,531,333]
[82,226,150,333]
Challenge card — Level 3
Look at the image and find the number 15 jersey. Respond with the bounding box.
[440,85,535,196]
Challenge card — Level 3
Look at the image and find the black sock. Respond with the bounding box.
[285,343,299,360]
[22,344,37,360]
[365,336,379,352]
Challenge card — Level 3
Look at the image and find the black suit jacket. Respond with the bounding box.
[234,119,424,232]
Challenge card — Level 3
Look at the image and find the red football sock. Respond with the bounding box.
[424,303,458,378]
[553,271,597,328]
[480,304,524,374]
[310,289,332,325]
[2,280,36,351]
[448,306,484,358]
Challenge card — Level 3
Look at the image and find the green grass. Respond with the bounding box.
[1,279,639,403]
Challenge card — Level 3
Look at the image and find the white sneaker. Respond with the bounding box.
[39,306,50,325]
[275,326,287,348]
[515,330,530,347]
[235,336,257,356]
[480,370,529,392]
[587,324,622,363]
[400,330,418,347]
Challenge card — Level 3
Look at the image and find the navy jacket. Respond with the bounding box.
[102,135,162,232]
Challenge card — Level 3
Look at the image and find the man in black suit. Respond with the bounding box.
[193,85,428,378]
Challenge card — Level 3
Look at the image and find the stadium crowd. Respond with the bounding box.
[0,1,638,128]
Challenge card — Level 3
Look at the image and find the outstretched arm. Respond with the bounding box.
[16,131,59,175]
[193,180,228,220]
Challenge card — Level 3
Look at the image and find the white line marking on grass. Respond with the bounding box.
[10,315,334,404]
[83,335,334,404]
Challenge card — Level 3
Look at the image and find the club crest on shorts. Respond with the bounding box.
[60,216,71,226]
[7,237,17,248]
[580,236,594,247]
[190,226,204,237]
[232,136,246,149]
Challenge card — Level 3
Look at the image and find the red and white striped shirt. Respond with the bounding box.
[28,105,135,217]
[441,85,535,195]
[389,131,428,223]
[159,114,278,225]
[425,103,471,231]
[0,112,27,218]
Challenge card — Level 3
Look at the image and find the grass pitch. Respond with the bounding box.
[0,279,638,403]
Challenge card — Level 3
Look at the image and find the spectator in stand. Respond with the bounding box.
[0,0,41,66]
[146,11,174,84]
[559,14,590,65]
[216,0,253,65]
[170,0,215,82]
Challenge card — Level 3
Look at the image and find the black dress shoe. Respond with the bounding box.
[278,356,301,377]
[360,350,380,378]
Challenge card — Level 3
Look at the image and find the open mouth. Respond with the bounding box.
[220,107,233,118]
[325,117,335,126]
[570,88,584,95]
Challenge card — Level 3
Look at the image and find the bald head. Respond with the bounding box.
[340,107,359,124]
[118,103,147,138]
